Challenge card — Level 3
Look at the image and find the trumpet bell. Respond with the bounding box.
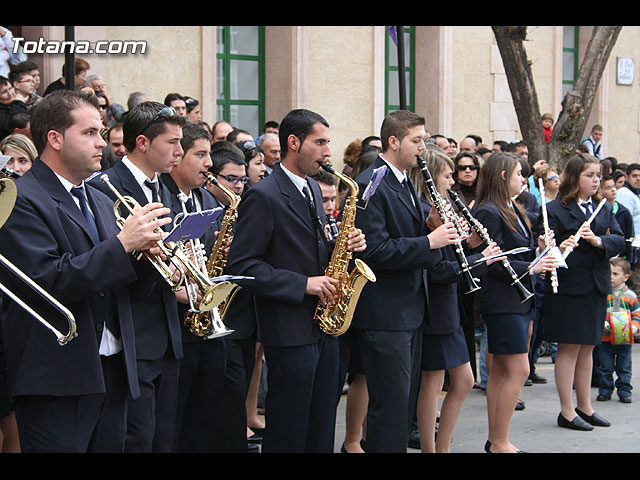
[0,178,17,230]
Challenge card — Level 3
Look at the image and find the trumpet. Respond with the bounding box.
[100,174,222,312]
[561,197,607,260]
[538,178,558,293]
[174,192,208,314]
[0,178,77,345]
[449,190,534,303]
[416,154,481,295]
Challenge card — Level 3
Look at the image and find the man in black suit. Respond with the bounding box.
[89,101,186,452]
[0,90,170,452]
[226,109,366,453]
[351,110,459,453]
[158,122,229,452]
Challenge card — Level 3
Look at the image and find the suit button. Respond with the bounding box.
[96,323,103,332]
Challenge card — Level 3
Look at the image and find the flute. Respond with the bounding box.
[538,178,559,293]
[561,198,607,260]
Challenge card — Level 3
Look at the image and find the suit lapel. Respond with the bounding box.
[273,164,315,233]
[384,167,421,224]
[31,159,99,247]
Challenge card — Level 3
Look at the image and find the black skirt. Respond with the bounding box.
[543,291,606,345]
[421,324,470,371]
[483,312,531,355]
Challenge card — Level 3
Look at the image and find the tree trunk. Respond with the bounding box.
[492,26,622,170]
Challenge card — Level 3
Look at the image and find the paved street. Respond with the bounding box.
[333,343,640,454]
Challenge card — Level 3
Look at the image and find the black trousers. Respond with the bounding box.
[213,335,256,453]
[14,352,127,453]
[173,338,227,453]
[262,334,340,453]
[125,355,180,453]
[356,328,422,453]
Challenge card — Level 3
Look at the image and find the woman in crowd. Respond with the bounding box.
[543,153,624,432]
[473,152,556,453]
[415,148,500,453]
[0,133,36,176]
[452,151,481,206]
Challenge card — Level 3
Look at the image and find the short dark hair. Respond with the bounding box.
[263,120,279,132]
[379,110,425,152]
[279,109,329,158]
[611,256,630,275]
[627,163,640,175]
[311,169,337,187]
[164,92,184,106]
[30,89,99,154]
[209,141,246,175]
[180,121,211,154]
[122,101,185,152]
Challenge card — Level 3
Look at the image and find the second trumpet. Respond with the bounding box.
[100,174,221,312]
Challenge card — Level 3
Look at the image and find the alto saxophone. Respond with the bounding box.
[314,161,376,336]
[182,173,241,338]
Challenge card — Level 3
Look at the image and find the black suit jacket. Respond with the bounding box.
[0,159,141,399]
[542,197,624,296]
[225,163,330,347]
[473,200,536,315]
[351,155,442,331]
[89,159,183,360]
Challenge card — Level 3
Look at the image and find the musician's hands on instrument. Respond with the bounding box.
[578,224,602,247]
[306,276,339,305]
[118,202,171,254]
[467,226,489,250]
[346,228,366,252]
[532,253,558,275]
[428,221,459,249]
[213,230,234,256]
[481,241,503,265]
[559,235,579,254]
[538,229,556,251]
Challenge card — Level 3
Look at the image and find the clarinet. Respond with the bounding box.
[449,190,534,303]
[416,155,481,295]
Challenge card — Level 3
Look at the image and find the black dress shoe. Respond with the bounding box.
[575,408,611,427]
[484,440,492,453]
[620,396,632,403]
[407,429,421,449]
[247,433,262,444]
[515,399,525,411]
[557,413,593,431]
[529,372,547,384]
[247,442,260,453]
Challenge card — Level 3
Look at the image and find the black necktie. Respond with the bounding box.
[303,184,329,247]
[71,187,100,244]
[71,187,119,338]
[185,197,194,213]
[145,180,159,203]
[581,201,593,217]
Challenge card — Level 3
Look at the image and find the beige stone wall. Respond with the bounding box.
[101,26,204,118]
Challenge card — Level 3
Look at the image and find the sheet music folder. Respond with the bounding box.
[164,207,224,244]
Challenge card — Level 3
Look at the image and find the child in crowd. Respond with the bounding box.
[597,257,640,403]
[542,113,553,144]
